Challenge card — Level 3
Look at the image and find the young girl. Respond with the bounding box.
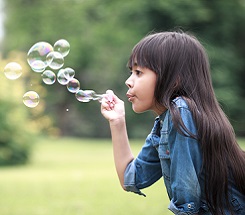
[100,31,245,215]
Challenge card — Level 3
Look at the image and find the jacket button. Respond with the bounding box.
[187,204,192,209]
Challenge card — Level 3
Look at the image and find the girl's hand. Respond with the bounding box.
[101,90,125,123]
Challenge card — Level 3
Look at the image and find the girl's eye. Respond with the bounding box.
[128,70,142,76]
[135,70,142,75]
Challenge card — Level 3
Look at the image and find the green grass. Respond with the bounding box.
[0,137,171,215]
[0,137,244,215]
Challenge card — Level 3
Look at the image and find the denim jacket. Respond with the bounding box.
[124,97,245,214]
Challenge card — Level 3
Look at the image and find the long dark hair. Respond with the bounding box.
[127,31,245,214]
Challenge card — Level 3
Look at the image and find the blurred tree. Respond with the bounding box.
[0,51,54,165]
[1,0,244,137]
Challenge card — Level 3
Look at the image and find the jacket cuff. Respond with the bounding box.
[124,184,146,197]
[168,199,198,215]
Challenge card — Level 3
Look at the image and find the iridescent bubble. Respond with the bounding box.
[57,69,69,85]
[92,93,104,101]
[42,70,56,85]
[54,39,70,57]
[29,60,46,73]
[67,78,80,93]
[75,90,103,102]
[63,67,75,80]
[4,62,22,80]
[46,51,64,70]
[75,90,95,102]
[23,91,40,108]
[27,42,53,71]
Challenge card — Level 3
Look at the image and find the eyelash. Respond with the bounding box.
[129,70,142,76]
[135,70,141,75]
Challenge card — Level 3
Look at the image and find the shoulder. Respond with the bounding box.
[159,97,191,123]
[169,97,197,135]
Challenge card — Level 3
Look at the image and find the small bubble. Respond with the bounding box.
[57,69,69,85]
[42,70,56,85]
[54,39,70,57]
[30,60,46,73]
[23,91,40,108]
[63,67,75,80]
[66,108,69,112]
[67,78,80,93]
[4,62,22,80]
[75,90,95,102]
[46,51,64,70]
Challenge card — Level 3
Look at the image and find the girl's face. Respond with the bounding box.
[125,66,165,115]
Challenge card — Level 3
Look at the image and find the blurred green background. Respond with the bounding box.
[0,0,244,214]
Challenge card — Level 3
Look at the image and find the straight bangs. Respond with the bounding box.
[127,34,160,72]
[127,44,151,71]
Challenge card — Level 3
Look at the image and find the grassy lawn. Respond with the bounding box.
[0,137,170,215]
[0,137,244,215]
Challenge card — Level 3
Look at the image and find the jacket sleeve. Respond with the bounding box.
[124,119,163,197]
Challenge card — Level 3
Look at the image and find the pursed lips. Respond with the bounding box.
[126,93,135,102]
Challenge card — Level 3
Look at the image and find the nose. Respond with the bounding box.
[125,76,133,88]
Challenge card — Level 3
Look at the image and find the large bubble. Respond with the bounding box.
[23,91,40,108]
[27,42,53,72]
[4,62,22,80]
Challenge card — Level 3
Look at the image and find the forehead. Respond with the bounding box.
[131,63,147,71]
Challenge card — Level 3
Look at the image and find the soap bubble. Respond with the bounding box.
[46,51,64,70]
[92,93,104,101]
[75,90,103,102]
[42,70,56,85]
[57,69,69,85]
[63,67,75,80]
[23,91,40,108]
[67,78,80,93]
[75,90,95,102]
[54,39,70,57]
[4,62,22,80]
[27,42,53,71]
[30,60,46,73]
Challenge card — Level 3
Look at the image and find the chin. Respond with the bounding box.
[132,105,148,114]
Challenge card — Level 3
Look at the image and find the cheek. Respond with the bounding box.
[132,92,156,113]
[144,81,156,101]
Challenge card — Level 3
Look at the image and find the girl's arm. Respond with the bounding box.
[101,90,134,189]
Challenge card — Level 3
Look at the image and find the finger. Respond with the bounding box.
[105,89,121,103]
[105,90,114,102]
[101,99,111,111]
[102,96,116,111]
